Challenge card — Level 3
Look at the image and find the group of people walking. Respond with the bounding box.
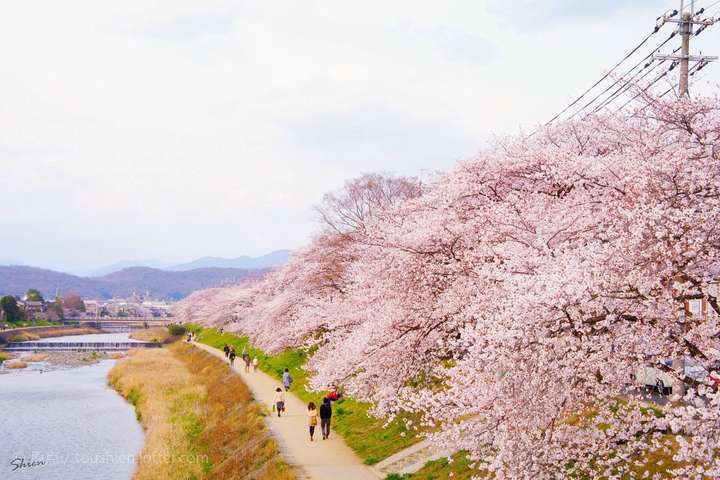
[308,397,333,441]
[223,343,338,442]
[223,343,258,372]
[274,368,336,441]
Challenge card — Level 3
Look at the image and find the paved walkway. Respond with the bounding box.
[192,342,381,480]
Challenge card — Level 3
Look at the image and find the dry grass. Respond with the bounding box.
[8,333,40,342]
[37,327,100,338]
[5,360,28,369]
[5,327,100,342]
[109,343,295,480]
[21,353,48,362]
[108,352,126,359]
[128,328,171,343]
[0,350,11,364]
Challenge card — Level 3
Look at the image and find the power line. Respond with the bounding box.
[588,2,718,115]
[544,27,662,125]
[657,60,705,98]
[566,32,679,119]
[614,60,680,112]
[653,1,718,96]
[532,1,718,136]
[696,0,720,13]
[597,6,718,112]
[589,46,681,114]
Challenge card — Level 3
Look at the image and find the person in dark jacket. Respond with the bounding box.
[229,348,236,366]
[319,397,332,440]
[223,344,230,358]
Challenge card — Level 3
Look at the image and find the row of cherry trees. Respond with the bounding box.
[175,97,720,478]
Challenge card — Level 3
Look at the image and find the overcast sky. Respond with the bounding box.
[1,0,718,274]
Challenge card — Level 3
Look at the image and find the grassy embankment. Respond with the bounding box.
[1,319,61,328]
[186,324,421,465]
[129,327,173,343]
[387,453,476,480]
[109,341,295,480]
[400,443,685,480]
[395,400,692,480]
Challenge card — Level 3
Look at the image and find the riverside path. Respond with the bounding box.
[192,342,381,480]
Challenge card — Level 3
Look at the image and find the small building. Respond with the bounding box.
[22,301,45,313]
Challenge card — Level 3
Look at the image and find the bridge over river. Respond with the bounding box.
[62,317,173,332]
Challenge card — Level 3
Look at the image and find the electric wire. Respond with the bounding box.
[544,28,661,125]
[615,60,681,111]
[566,32,679,119]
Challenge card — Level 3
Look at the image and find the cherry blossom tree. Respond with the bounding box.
[174,95,720,479]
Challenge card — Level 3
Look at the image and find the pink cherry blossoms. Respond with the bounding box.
[174,96,720,479]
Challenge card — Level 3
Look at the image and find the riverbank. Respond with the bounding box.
[109,342,294,480]
[0,349,125,372]
[0,325,101,343]
[128,327,173,343]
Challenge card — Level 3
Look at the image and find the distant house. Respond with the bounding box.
[84,300,99,316]
[684,277,719,324]
[21,300,45,314]
[14,299,47,321]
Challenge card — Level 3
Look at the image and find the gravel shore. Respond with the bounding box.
[0,350,126,373]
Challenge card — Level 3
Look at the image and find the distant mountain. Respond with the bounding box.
[0,266,106,299]
[0,265,264,300]
[169,250,292,271]
[89,260,175,277]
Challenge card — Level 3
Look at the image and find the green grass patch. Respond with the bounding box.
[396,452,479,480]
[187,323,421,463]
[0,351,8,364]
[127,387,142,421]
[80,351,101,363]
[3,319,61,328]
[168,324,187,336]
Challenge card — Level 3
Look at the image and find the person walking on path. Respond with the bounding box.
[190,341,382,480]
[283,368,293,391]
[223,344,230,358]
[307,402,318,441]
[243,352,251,373]
[320,397,332,440]
[229,348,236,367]
[273,387,285,417]
[252,357,258,372]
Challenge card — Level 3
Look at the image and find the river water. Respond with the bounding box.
[0,333,144,480]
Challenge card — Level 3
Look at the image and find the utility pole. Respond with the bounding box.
[654,0,717,97]
[679,10,691,96]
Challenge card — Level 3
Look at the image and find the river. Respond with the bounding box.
[0,333,144,480]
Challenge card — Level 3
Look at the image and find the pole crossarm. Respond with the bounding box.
[653,54,718,61]
[660,18,716,25]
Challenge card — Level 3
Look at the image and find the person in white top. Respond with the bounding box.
[273,387,285,417]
